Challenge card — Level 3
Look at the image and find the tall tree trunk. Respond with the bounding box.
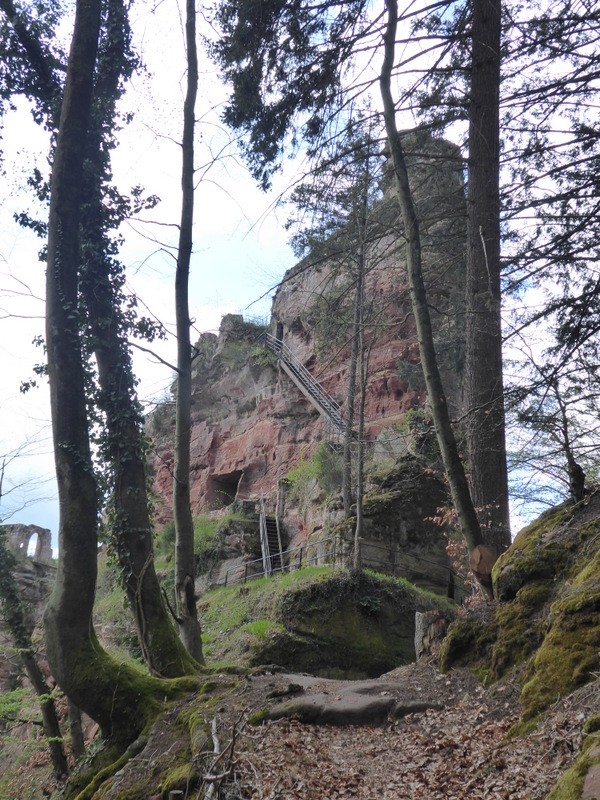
[43,0,106,722]
[465,0,510,551]
[173,0,204,663]
[342,265,361,518]
[78,0,198,678]
[344,159,372,521]
[379,0,484,560]
[85,287,200,676]
[353,277,366,571]
[43,0,193,745]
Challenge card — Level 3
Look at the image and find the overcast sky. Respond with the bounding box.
[0,0,300,550]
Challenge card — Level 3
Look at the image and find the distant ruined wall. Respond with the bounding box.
[0,524,56,693]
[4,523,53,563]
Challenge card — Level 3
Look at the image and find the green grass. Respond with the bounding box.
[242,620,286,639]
[198,565,454,675]
[199,567,341,644]
[93,552,145,666]
[193,515,220,556]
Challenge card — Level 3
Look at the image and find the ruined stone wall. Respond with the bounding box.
[4,523,53,563]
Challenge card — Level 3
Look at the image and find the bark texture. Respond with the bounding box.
[77,0,198,678]
[43,0,105,714]
[43,0,193,744]
[465,0,510,551]
[173,0,204,663]
[379,0,483,557]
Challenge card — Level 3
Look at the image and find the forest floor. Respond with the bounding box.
[212,660,597,800]
[8,659,600,798]
[96,659,600,800]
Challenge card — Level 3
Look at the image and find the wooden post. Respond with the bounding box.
[299,546,303,569]
[244,563,248,584]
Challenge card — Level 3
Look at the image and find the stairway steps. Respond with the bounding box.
[261,332,346,435]
[265,517,281,571]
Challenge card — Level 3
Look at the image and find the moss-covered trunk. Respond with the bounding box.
[44,0,195,745]
[77,0,199,678]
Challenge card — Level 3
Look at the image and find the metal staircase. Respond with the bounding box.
[265,516,281,572]
[261,332,345,435]
[259,490,282,575]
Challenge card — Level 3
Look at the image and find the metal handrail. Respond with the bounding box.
[258,489,272,577]
[261,333,345,433]
[219,534,470,600]
[222,535,339,587]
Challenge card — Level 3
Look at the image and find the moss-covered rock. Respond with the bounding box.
[545,717,600,800]
[441,493,600,727]
[438,616,496,674]
[520,559,600,722]
[199,567,455,678]
[492,503,577,602]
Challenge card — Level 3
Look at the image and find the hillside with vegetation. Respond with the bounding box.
[3,0,600,798]
[5,492,600,798]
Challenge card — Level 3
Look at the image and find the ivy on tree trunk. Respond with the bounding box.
[43,0,196,745]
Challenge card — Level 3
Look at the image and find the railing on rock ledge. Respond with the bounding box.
[217,537,471,602]
[259,332,345,434]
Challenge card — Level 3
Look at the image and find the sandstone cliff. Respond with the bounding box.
[148,134,467,596]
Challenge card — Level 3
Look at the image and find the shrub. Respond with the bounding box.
[286,443,342,510]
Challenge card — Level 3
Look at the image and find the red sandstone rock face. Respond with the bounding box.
[148,294,422,526]
[148,318,331,524]
[149,141,466,530]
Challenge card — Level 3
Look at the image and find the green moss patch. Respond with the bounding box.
[520,590,600,721]
[545,729,600,800]
[438,493,600,726]
[199,567,454,678]
[444,495,600,728]
[438,617,496,674]
[493,503,576,602]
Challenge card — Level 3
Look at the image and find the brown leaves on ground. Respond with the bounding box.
[217,666,600,800]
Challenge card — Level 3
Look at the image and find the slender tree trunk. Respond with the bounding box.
[86,299,200,676]
[379,0,484,561]
[43,0,193,744]
[353,281,366,571]
[465,0,510,551]
[550,379,585,501]
[20,648,68,777]
[344,167,371,520]
[173,0,204,663]
[342,267,361,518]
[67,699,85,762]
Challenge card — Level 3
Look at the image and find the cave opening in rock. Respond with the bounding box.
[207,469,244,508]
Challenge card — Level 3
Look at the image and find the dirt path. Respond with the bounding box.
[45,661,600,799]
[215,663,598,799]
